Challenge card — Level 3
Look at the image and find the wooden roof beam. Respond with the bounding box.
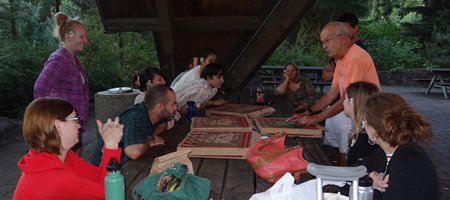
[224,0,316,89]
[175,16,262,31]
[102,16,262,33]
[103,18,162,33]
[153,0,177,81]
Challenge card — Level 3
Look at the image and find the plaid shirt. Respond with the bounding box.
[91,103,165,166]
[34,47,89,132]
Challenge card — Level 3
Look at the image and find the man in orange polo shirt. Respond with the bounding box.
[288,22,380,166]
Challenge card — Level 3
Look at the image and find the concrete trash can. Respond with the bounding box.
[94,88,140,123]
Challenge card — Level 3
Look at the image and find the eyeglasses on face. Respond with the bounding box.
[320,34,342,47]
[65,116,80,123]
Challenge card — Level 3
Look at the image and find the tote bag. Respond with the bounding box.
[246,132,309,183]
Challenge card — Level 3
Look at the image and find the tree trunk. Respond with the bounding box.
[285,24,300,48]
[9,0,18,40]
[425,0,440,8]
[56,0,60,12]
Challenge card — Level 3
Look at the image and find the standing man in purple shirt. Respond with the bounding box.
[34,12,89,156]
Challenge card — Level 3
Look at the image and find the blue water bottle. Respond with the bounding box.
[186,101,197,123]
[105,157,125,200]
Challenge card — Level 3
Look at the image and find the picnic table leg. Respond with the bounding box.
[426,75,438,95]
[439,76,449,99]
[442,86,448,99]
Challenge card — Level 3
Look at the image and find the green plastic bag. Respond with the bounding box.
[132,163,211,200]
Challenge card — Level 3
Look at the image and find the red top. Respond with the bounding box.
[13,147,121,200]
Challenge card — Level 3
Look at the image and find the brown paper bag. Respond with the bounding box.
[149,149,194,176]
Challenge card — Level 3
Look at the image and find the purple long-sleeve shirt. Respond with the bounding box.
[34,47,89,133]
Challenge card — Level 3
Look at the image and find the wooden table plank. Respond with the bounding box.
[296,137,332,165]
[221,159,255,200]
[190,158,202,174]
[196,158,228,199]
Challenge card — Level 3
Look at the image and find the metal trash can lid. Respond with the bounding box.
[108,87,133,94]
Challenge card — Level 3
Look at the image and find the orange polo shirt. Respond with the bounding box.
[332,44,381,95]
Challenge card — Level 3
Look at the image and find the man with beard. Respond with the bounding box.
[91,85,177,166]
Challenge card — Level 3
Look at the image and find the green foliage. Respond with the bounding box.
[401,0,450,68]
[0,36,55,118]
[118,32,160,75]
[265,42,327,67]
[0,0,159,118]
[359,20,420,71]
[267,0,424,72]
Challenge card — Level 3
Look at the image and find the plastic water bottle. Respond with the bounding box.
[256,83,265,106]
[186,101,197,123]
[350,175,374,200]
[105,157,125,200]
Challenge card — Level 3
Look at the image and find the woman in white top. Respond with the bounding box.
[171,48,217,91]
[133,67,166,104]
[174,63,228,118]
[132,67,171,138]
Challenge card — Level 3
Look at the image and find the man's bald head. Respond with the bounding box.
[322,22,351,40]
[320,22,354,59]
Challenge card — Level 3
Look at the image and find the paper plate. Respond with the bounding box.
[108,87,133,94]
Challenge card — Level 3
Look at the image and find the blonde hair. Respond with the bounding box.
[53,12,84,42]
[283,63,301,83]
[346,81,380,144]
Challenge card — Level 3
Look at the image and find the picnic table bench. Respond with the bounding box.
[260,65,332,95]
[419,68,450,98]
[121,86,331,200]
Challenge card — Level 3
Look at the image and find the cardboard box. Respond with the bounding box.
[205,104,275,118]
[254,118,324,138]
[190,116,254,132]
[178,130,260,159]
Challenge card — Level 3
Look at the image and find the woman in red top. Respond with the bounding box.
[13,97,124,200]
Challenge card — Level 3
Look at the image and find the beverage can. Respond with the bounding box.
[256,83,265,106]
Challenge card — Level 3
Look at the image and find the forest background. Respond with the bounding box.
[0,0,449,118]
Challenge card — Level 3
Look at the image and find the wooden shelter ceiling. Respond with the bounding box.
[96,0,315,89]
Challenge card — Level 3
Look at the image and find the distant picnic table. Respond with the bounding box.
[260,65,331,95]
[419,68,450,98]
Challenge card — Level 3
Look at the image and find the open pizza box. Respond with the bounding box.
[254,118,324,138]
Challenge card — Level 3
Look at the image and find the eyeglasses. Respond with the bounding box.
[361,120,367,128]
[65,116,80,123]
[320,34,342,47]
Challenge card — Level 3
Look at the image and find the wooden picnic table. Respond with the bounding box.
[261,65,325,82]
[260,65,331,95]
[120,86,331,200]
[419,68,450,98]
